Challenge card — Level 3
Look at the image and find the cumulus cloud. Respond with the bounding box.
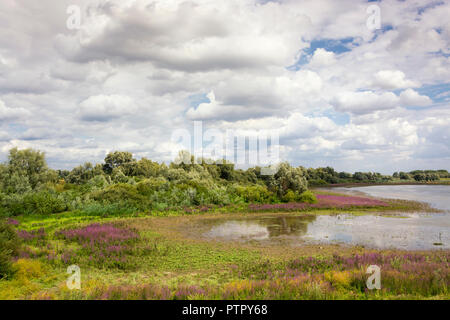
[331,91,399,115]
[185,91,262,121]
[399,88,432,107]
[372,70,419,90]
[56,0,311,71]
[78,95,136,121]
[331,89,432,115]
[0,0,448,172]
[309,49,337,67]
[0,99,30,121]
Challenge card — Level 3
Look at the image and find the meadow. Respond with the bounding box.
[0,148,448,300]
[1,193,448,300]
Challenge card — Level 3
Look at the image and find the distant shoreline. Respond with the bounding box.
[311,181,450,188]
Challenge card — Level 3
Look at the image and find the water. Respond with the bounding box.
[202,185,450,250]
[203,214,449,250]
[333,185,450,212]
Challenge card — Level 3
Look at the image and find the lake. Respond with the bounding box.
[333,184,450,212]
[202,185,450,250]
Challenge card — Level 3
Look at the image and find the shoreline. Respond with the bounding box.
[312,181,450,188]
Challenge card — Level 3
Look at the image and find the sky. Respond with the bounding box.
[0,0,449,174]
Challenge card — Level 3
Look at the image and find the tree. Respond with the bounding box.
[218,162,235,181]
[134,158,160,178]
[399,172,410,180]
[338,172,352,179]
[353,172,366,181]
[0,164,8,192]
[111,167,129,183]
[67,162,96,184]
[103,151,135,174]
[268,162,308,197]
[6,148,55,189]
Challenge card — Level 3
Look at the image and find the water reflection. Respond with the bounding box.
[205,215,316,240]
[203,213,450,250]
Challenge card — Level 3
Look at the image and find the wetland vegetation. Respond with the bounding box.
[0,148,448,300]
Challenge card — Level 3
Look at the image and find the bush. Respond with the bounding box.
[0,220,20,279]
[233,185,273,203]
[268,162,308,197]
[281,190,297,203]
[91,183,151,210]
[13,259,44,280]
[0,190,68,216]
[87,175,110,189]
[136,178,168,196]
[26,190,68,214]
[298,190,317,204]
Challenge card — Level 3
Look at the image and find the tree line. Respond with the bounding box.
[0,148,447,217]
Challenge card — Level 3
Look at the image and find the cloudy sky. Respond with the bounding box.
[0,0,449,173]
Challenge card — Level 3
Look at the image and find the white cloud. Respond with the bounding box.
[331,89,432,115]
[0,0,449,172]
[309,49,337,67]
[331,91,399,115]
[0,99,30,121]
[399,89,432,107]
[78,95,136,121]
[372,70,419,90]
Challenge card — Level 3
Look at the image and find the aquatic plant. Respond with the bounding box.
[6,218,20,226]
[247,194,388,212]
[55,223,140,269]
[17,228,46,241]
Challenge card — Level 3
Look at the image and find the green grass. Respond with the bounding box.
[1,193,448,300]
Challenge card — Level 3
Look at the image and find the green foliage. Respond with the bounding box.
[298,190,318,204]
[399,172,411,180]
[412,172,439,182]
[111,168,129,183]
[0,220,20,279]
[281,190,297,202]
[134,158,161,178]
[103,151,135,174]
[136,178,168,196]
[1,190,68,216]
[2,148,444,219]
[87,175,110,190]
[66,162,104,184]
[233,185,273,203]
[91,183,151,210]
[7,148,56,189]
[268,162,308,197]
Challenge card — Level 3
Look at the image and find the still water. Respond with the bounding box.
[203,185,450,250]
[334,185,450,212]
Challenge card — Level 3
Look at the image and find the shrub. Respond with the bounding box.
[268,162,308,197]
[91,183,151,211]
[282,190,297,203]
[25,191,68,214]
[0,190,68,216]
[298,190,317,204]
[13,258,44,280]
[136,178,168,196]
[233,185,273,203]
[87,175,110,189]
[0,220,20,279]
